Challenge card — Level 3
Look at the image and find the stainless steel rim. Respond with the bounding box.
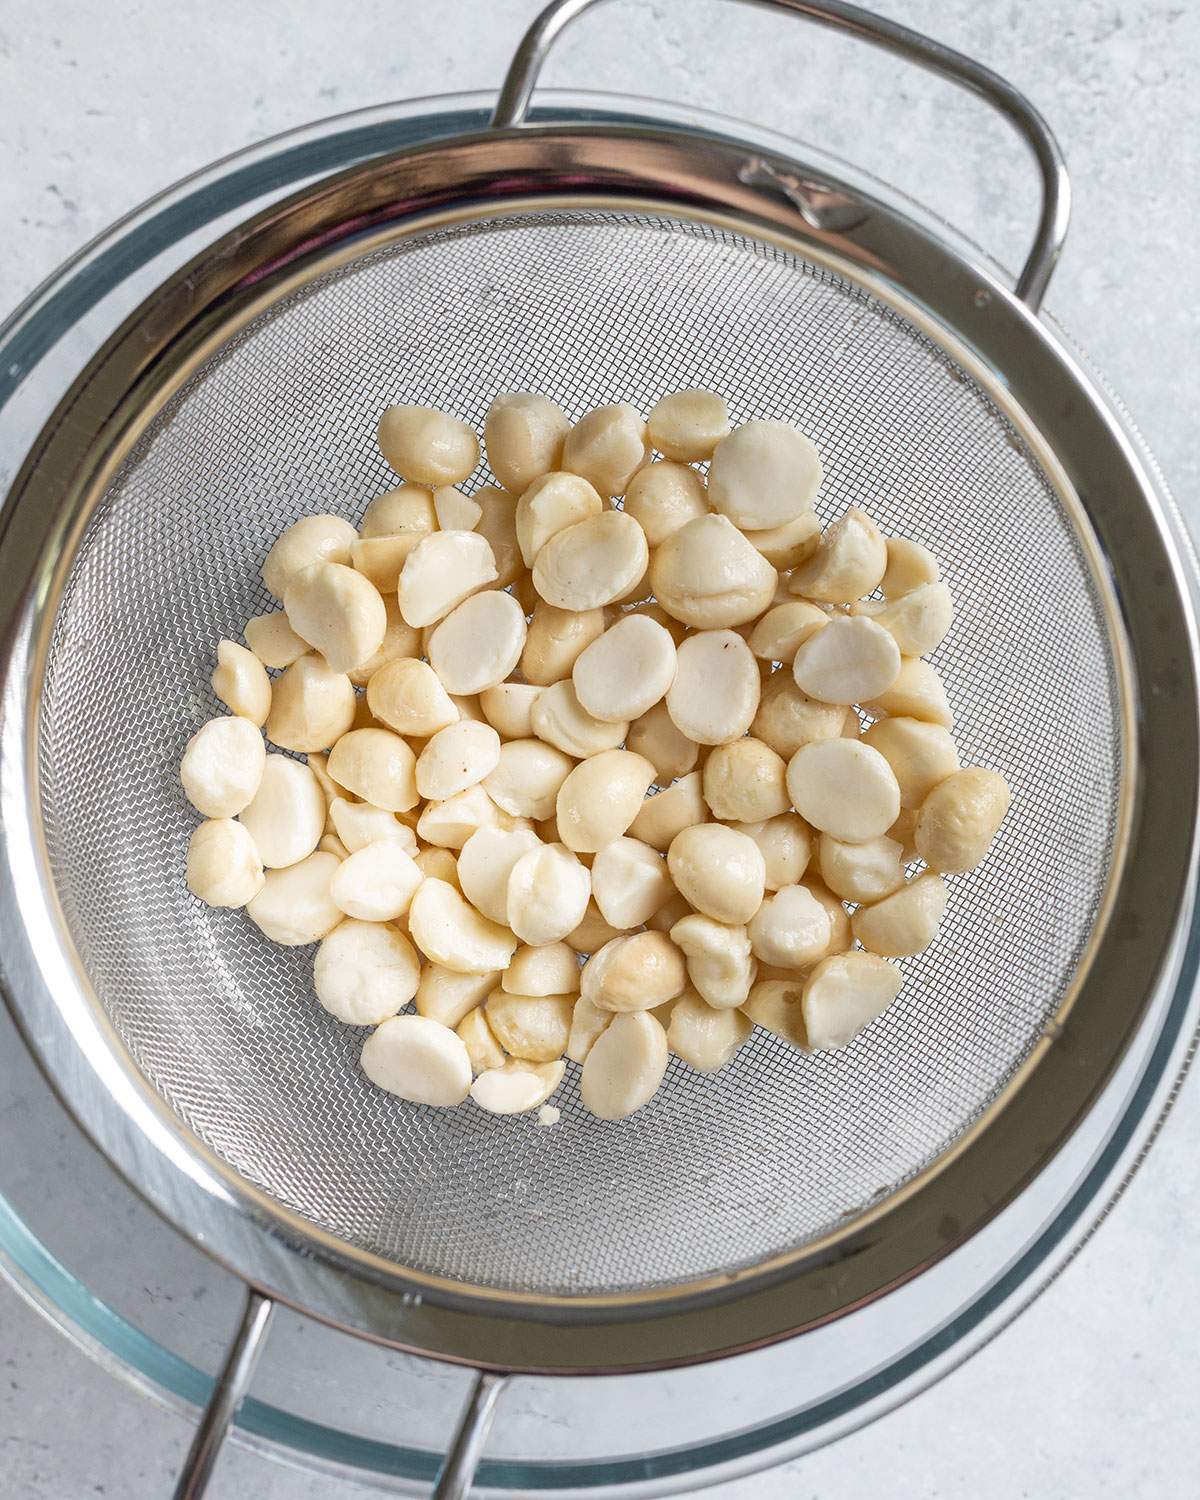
[2,112,1196,1372]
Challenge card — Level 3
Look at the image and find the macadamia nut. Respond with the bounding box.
[623,461,709,546]
[555,749,655,853]
[186,819,265,908]
[398,530,498,628]
[667,630,760,745]
[533,510,649,611]
[246,851,341,945]
[485,392,569,494]
[515,471,603,567]
[561,403,650,497]
[707,420,822,529]
[802,952,904,1050]
[428,590,527,695]
[314,918,421,1024]
[244,611,308,670]
[915,767,1011,873]
[211,640,271,726]
[650,514,777,629]
[786,739,901,843]
[360,1013,473,1105]
[378,405,479,487]
[239,754,325,868]
[668,990,751,1071]
[330,842,424,922]
[572,613,677,723]
[262,514,357,599]
[647,389,730,462]
[283,561,387,674]
[180,715,266,819]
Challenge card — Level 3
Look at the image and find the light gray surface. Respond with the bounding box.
[1,1,1198,1497]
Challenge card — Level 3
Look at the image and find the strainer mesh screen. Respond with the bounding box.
[38,212,1120,1295]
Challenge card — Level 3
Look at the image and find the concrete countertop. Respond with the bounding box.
[1,1,1197,1495]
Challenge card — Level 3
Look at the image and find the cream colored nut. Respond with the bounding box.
[360,483,437,539]
[484,739,575,820]
[915,766,1011,874]
[485,990,574,1062]
[669,913,755,1008]
[283,561,387,674]
[626,701,699,783]
[450,692,485,722]
[415,966,497,1028]
[646,388,730,462]
[743,511,822,571]
[361,1014,473,1105]
[802,952,904,1050]
[264,655,354,753]
[863,656,954,729]
[350,534,424,593]
[330,842,424,922]
[667,824,765,925]
[418,784,514,851]
[852,871,948,957]
[804,878,852,958]
[789,507,886,603]
[650,514,777,629]
[432,485,482,532]
[397,530,498,628]
[566,995,613,1063]
[456,1006,506,1074]
[521,602,606,687]
[408,878,517,973]
[428,590,527,696]
[471,1057,564,1115]
[622,461,709,546]
[329,797,417,855]
[262,514,357,599]
[415,720,501,803]
[881,536,940,598]
[791,615,901,704]
[702,738,789,823]
[555,749,655,853]
[504,942,580,997]
[307,750,339,820]
[529,679,626,759]
[246,851,341,945]
[862,717,959,809]
[748,885,831,968]
[186,819,265,907]
[377,404,479,486]
[561,403,650,497]
[244,611,308,670]
[581,932,687,1013]
[579,1010,668,1120]
[747,601,828,665]
[852,581,954,657]
[314,919,421,1024]
[484,392,569,494]
[842,709,861,738]
[180,715,266,818]
[786,739,900,844]
[211,640,271,726]
[564,898,626,955]
[513,570,540,615]
[327,727,418,812]
[473,486,523,588]
[347,596,423,688]
[515,471,604,566]
[668,990,751,1072]
[730,813,812,891]
[367,657,457,738]
[480,682,543,740]
[628,771,706,852]
[742,977,808,1049]
[666,630,759,746]
[751,671,845,757]
[457,826,542,922]
[318,833,349,859]
[707,420,822,529]
[238,754,324,868]
[507,842,591,945]
[591,838,674,930]
[818,833,905,905]
[572,614,677,723]
[532,511,649,611]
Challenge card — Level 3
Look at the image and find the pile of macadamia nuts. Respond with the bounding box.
[180,389,1011,1123]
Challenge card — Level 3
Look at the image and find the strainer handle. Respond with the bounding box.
[492,0,1070,311]
[171,1289,275,1500]
[431,1370,508,1500]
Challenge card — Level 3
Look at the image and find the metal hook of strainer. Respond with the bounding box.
[157,3,1074,1498]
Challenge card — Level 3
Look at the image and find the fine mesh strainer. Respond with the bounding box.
[1,1,1197,1497]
